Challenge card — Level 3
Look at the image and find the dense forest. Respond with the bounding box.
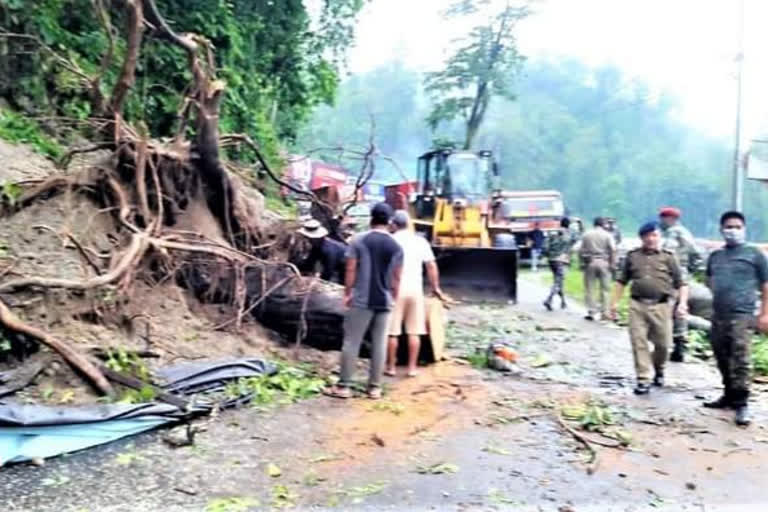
[295,58,768,240]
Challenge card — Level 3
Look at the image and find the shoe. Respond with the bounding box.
[561,301,567,310]
[584,314,595,321]
[734,406,752,426]
[367,387,382,400]
[323,385,352,399]
[670,344,684,363]
[543,301,553,311]
[384,369,397,377]
[653,374,664,387]
[703,395,732,409]
[633,383,651,395]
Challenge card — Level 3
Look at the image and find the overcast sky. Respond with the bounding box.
[346,0,768,143]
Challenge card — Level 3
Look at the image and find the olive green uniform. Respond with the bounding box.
[578,227,616,318]
[544,228,573,307]
[706,244,768,407]
[618,247,683,384]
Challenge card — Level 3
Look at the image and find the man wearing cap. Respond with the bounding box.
[610,221,687,395]
[325,202,403,400]
[704,211,768,425]
[297,218,347,284]
[659,206,701,362]
[385,210,445,377]
[578,217,617,320]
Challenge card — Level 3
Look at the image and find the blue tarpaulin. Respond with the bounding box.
[0,358,276,465]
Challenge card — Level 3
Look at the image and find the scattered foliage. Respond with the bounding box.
[416,462,460,475]
[224,362,325,407]
[205,497,258,512]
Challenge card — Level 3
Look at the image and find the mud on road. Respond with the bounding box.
[3,278,768,511]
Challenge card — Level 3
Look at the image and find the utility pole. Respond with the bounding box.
[731,0,745,211]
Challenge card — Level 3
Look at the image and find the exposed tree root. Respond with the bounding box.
[0,299,113,395]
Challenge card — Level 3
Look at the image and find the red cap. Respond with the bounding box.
[658,207,681,218]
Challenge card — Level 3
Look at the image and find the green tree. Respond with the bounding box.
[424,0,530,149]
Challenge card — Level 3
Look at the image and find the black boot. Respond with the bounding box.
[560,299,567,309]
[543,300,553,311]
[670,337,686,363]
[735,405,752,426]
[634,382,651,395]
[703,395,732,409]
[653,373,664,387]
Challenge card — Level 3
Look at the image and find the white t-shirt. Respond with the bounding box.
[393,230,435,295]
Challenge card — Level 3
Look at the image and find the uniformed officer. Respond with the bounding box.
[578,217,616,320]
[609,221,688,395]
[704,211,768,426]
[543,217,573,311]
[659,206,701,362]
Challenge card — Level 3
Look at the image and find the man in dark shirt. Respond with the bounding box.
[324,202,403,400]
[298,218,347,284]
[609,221,687,395]
[704,211,768,426]
[530,223,545,272]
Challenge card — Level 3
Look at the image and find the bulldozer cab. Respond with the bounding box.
[416,150,496,199]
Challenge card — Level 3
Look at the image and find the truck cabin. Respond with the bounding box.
[490,190,566,246]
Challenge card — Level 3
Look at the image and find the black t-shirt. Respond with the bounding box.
[707,244,768,315]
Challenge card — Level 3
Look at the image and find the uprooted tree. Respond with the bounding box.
[0,0,361,395]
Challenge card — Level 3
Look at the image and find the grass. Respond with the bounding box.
[0,108,63,159]
[538,264,629,322]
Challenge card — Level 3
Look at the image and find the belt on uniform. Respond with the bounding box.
[631,296,668,305]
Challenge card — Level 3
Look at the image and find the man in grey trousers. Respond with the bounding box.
[325,202,403,399]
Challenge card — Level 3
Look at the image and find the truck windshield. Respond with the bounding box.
[501,197,564,218]
[445,153,489,198]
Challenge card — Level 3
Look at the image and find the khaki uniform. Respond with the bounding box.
[618,247,683,383]
[578,227,616,317]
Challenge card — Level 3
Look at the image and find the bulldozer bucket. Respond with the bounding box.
[434,247,518,303]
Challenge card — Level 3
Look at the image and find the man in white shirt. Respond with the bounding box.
[385,210,445,377]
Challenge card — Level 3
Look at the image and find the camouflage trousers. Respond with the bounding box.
[628,299,672,383]
[546,261,566,303]
[710,314,754,406]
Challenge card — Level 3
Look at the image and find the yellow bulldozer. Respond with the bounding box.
[385,149,519,303]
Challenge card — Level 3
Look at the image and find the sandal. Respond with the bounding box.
[323,385,352,399]
[406,370,420,378]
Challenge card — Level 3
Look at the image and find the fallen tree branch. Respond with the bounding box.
[0,299,113,395]
[556,414,599,474]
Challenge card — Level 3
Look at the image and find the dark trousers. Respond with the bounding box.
[546,261,566,304]
[710,314,754,406]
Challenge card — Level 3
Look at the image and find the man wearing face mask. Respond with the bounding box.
[704,211,768,426]
[658,207,701,362]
